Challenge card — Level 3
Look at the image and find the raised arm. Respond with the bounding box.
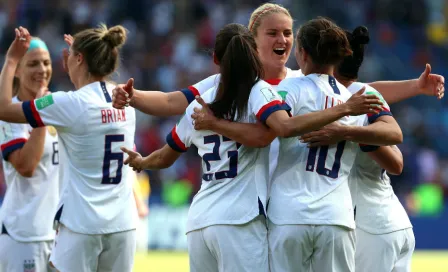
[367,145,403,176]
[369,64,445,104]
[0,27,30,124]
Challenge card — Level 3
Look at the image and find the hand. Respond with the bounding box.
[35,87,50,99]
[121,146,144,172]
[137,204,149,219]
[112,78,134,109]
[299,122,346,147]
[62,34,74,73]
[191,96,218,130]
[417,63,445,100]
[345,87,383,116]
[6,27,31,64]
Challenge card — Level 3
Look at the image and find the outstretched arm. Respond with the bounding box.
[369,64,444,104]
[121,145,182,171]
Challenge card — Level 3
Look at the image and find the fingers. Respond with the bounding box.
[125,78,134,93]
[364,97,383,105]
[195,96,208,109]
[354,86,366,96]
[62,48,69,72]
[112,87,130,109]
[423,63,431,77]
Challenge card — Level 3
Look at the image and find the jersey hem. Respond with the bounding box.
[186,213,260,234]
[267,218,355,230]
[59,220,137,235]
[356,225,413,235]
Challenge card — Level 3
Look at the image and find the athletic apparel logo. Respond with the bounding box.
[260,87,278,102]
[23,260,36,272]
[277,91,288,102]
[35,94,54,110]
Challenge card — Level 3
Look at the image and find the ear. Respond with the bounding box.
[213,52,219,65]
[76,53,84,65]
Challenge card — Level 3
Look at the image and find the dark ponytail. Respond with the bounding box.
[298,17,352,66]
[337,26,370,80]
[209,23,264,121]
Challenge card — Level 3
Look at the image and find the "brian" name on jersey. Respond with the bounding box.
[101,109,126,123]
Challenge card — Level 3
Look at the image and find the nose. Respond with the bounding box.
[277,33,287,44]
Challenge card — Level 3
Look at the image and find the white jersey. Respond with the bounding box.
[0,97,60,242]
[268,74,373,229]
[21,81,137,234]
[168,80,290,233]
[181,68,304,182]
[347,82,412,234]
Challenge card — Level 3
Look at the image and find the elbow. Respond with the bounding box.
[17,166,36,178]
[275,122,293,138]
[389,129,403,145]
[386,160,403,176]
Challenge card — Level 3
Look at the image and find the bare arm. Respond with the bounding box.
[7,128,46,177]
[0,59,27,123]
[130,90,189,116]
[369,64,445,104]
[122,145,182,171]
[300,115,402,147]
[367,145,403,175]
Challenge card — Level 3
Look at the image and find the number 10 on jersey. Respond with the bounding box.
[306,141,346,178]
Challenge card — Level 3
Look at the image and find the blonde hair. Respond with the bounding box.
[248,3,292,36]
[72,24,127,77]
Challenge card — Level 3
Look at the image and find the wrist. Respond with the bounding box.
[129,89,139,107]
[341,125,353,141]
[338,103,351,116]
[413,79,424,95]
[5,58,19,67]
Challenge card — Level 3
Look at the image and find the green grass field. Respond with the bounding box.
[133,250,448,271]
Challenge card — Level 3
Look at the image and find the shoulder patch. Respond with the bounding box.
[277,91,288,101]
[259,87,278,102]
[35,95,54,110]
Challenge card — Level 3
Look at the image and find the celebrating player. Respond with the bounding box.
[121,22,383,272]
[0,38,60,272]
[301,26,416,272]
[0,26,137,272]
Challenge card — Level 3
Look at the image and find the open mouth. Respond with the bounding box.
[273,48,286,55]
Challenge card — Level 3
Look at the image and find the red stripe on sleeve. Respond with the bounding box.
[30,101,45,127]
[256,100,282,120]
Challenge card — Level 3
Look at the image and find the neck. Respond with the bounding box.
[336,77,355,88]
[74,74,106,90]
[303,64,334,76]
[17,88,37,101]
[263,65,287,80]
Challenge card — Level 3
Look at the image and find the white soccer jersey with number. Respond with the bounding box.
[21,81,137,234]
[169,80,290,233]
[0,97,60,242]
[347,82,412,234]
[181,68,304,182]
[268,74,377,229]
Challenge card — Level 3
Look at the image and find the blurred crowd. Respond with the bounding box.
[0,0,447,215]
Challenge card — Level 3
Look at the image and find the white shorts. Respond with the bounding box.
[187,215,268,272]
[49,225,136,272]
[268,222,355,272]
[355,228,415,272]
[0,234,54,272]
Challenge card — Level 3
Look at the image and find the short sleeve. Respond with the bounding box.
[279,79,301,116]
[364,89,393,123]
[166,113,193,153]
[22,92,82,129]
[0,123,28,161]
[181,74,220,104]
[250,84,291,123]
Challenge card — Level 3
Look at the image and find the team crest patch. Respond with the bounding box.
[36,95,54,110]
[23,259,36,272]
[47,126,57,136]
[260,87,278,102]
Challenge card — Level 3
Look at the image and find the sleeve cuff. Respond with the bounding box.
[166,127,187,153]
[256,101,292,123]
[368,109,392,124]
[1,138,27,161]
[180,86,200,104]
[359,144,380,152]
[22,101,45,128]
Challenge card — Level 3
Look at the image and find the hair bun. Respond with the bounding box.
[352,26,370,45]
[103,25,127,48]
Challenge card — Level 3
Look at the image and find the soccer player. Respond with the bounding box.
[301,26,416,272]
[121,23,381,272]
[0,38,60,272]
[0,26,137,272]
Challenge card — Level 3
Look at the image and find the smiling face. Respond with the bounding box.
[16,48,52,94]
[253,12,293,73]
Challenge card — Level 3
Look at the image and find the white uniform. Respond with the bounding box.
[21,82,137,272]
[347,82,414,272]
[181,68,303,192]
[0,97,60,272]
[170,80,290,272]
[268,74,387,272]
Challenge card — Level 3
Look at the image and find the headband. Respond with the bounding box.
[28,38,49,52]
